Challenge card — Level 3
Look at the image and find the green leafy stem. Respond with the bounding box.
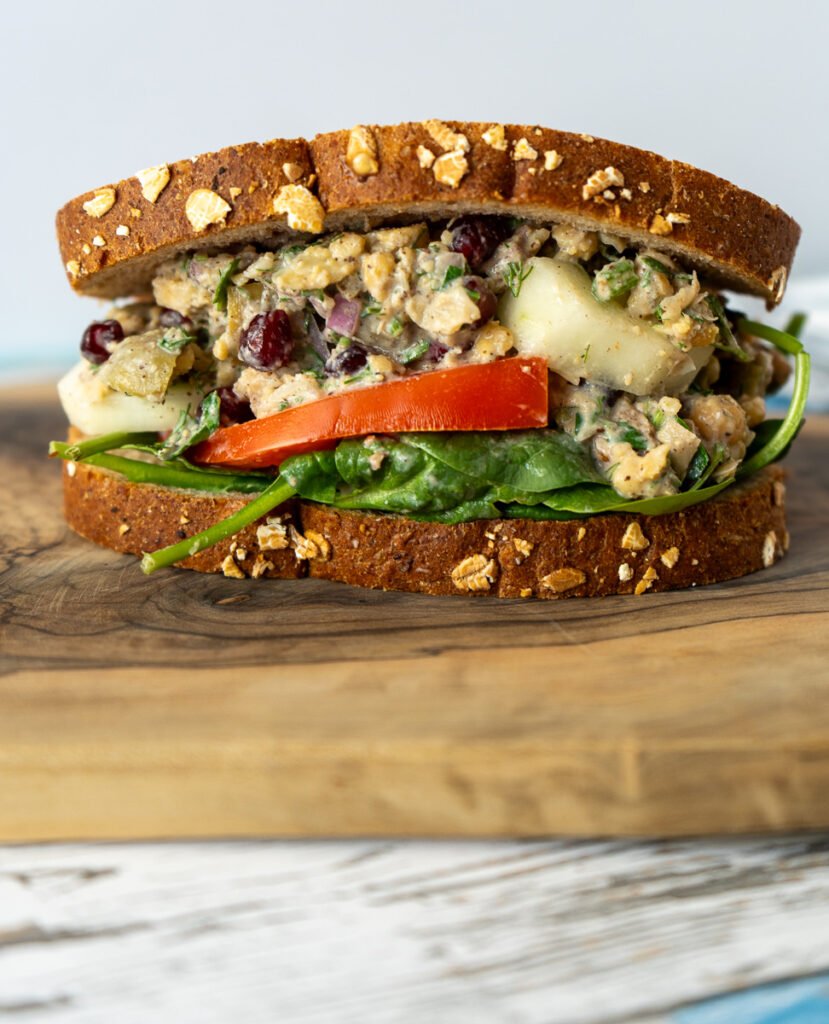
[737,319,810,477]
[140,477,297,574]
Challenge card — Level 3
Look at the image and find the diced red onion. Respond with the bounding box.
[326,295,362,338]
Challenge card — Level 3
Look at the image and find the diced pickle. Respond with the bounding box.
[98,332,178,401]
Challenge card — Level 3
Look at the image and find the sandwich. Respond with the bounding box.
[50,121,810,598]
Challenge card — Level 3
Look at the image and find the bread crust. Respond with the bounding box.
[61,460,788,598]
[57,121,799,306]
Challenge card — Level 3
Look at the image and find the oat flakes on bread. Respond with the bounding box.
[51,121,810,597]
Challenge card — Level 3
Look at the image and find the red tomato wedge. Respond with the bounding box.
[192,357,549,469]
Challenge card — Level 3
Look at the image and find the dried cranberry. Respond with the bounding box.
[208,387,254,427]
[80,319,124,364]
[426,341,448,363]
[450,216,511,269]
[239,311,294,371]
[327,343,368,376]
[159,308,193,331]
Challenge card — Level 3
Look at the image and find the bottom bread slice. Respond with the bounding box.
[62,460,788,598]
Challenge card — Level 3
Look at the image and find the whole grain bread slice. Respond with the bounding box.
[56,121,800,307]
[61,459,788,598]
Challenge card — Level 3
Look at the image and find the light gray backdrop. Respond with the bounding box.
[2,0,827,375]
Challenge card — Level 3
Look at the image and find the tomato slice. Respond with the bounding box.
[193,357,549,468]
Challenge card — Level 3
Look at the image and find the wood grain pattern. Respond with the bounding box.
[1,385,828,839]
[2,837,829,1023]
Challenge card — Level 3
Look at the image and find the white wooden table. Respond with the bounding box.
[2,836,829,1023]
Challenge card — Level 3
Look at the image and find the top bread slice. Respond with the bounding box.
[56,121,800,307]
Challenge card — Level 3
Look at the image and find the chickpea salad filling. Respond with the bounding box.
[54,214,811,573]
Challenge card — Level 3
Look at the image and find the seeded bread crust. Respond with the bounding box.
[57,121,800,306]
[61,460,788,598]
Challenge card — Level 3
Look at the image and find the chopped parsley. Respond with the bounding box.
[387,316,403,338]
[618,424,648,454]
[212,258,239,312]
[505,261,533,298]
[157,328,197,354]
[441,265,464,289]
[398,339,430,364]
[592,258,638,302]
[707,295,751,363]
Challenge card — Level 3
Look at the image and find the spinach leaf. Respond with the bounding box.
[156,391,221,460]
[332,438,485,514]
[52,449,269,494]
[536,478,734,516]
[279,449,340,504]
[404,430,605,492]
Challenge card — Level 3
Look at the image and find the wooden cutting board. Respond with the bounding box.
[2,384,828,841]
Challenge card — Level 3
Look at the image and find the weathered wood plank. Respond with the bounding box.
[1,837,829,1023]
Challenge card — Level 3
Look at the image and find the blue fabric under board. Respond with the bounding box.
[675,974,829,1024]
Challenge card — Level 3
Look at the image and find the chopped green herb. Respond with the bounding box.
[361,301,383,318]
[581,344,591,364]
[301,288,326,301]
[466,288,481,302]
[442,265,464,289]
[281,243,306,259]
[343,367,375,385]
[618,424,648,454]
[398,339,430,365]
[388,317,403,338]
[212,258,240,312]
[157,327,197,354]
[707,295,751,363]
[505,261,533,298]
[649,407,666,430]
[641,255,675,277]
[592,258,638,302]
[684,444,710,487]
